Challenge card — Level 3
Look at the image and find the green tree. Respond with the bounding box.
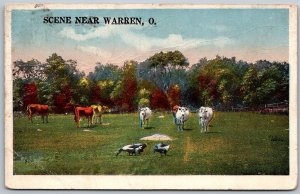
[198,56,242,107]
[43,53,84,108]
[13,59,45,81]
[146,50,188,93]
[137,88,151,108]
[119,60,138,111]
[241,66,260,106]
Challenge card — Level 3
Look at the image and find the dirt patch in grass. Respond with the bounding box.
[140,134,173,141]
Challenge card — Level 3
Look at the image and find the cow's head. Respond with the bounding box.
[102,106,111,113]
[199,107,208,119]
[172,105,180,113]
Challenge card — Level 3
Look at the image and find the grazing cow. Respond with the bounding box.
[153,143,170,156]
[91,105,110,124]
[139,107,152,128]
[175,106,189,131]
[198,106,214,133]
[115,143,147,156]
[74,107,94,128]
[27,104,49,123]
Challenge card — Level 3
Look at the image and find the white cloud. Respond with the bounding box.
[77,45,112,59]
[60,26,234,53]
[213,36,233,48]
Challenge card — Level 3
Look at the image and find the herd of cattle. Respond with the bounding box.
[26,103,214,132]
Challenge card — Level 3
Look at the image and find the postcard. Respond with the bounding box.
[5,4,297,190]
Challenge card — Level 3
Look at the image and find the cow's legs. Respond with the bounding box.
[88,117,91,127]
[99,115,102,124]
[41,115,45,123]
[199,120,203,133]
[28,110,33,123]
[92,115,96,124]
[29,115,33,123]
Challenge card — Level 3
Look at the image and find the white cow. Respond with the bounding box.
[139,107,152,128]
[198,106,214,133]
[175,106,189,131]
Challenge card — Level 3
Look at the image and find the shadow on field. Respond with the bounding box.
[205,131,222,134]
[143,126,154,130]
[183,128,193,131]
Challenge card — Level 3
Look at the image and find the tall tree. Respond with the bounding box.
[88,63,122,82]
[146,50,188,93]
[43,53,84,108]
[120,60,138,111]
[240,66,260,106]
[13,59,45,81]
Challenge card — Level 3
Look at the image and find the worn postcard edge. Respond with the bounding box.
[4,3,298,190]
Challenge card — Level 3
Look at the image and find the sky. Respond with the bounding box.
[11,8,289,73]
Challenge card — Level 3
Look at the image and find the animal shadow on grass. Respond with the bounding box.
[205,131,222,134]
[143,126,154,130]
[80,125,97,129]
[183,128,193,131]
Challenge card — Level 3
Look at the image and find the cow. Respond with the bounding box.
[91,105,110,124]
[115,143,147,156]
[74,107,94,128]
[26,104,49,123]
[153,143,170,156]
[175,106,189,131]
[198,106,214,133]
[139,107,152,128]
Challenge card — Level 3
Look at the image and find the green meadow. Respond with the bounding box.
[13,112,289,175]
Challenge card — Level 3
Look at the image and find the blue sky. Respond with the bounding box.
[12,8,289,72]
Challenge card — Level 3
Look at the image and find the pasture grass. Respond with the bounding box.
[13,112,289,175]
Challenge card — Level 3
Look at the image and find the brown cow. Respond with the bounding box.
[27,104,49,123]
[74,107,94,128]
[90,105,110,124]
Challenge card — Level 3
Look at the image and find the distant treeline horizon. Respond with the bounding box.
[13,50,289,113]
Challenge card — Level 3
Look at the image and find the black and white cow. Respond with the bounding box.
[115,143,147,156]
[153,143,170,156]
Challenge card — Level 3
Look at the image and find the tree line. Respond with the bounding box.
[13,51,289,113]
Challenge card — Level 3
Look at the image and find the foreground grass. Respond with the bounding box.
[13,112,289,175]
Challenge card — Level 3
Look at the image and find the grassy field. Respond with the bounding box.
[13,112,289,175]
